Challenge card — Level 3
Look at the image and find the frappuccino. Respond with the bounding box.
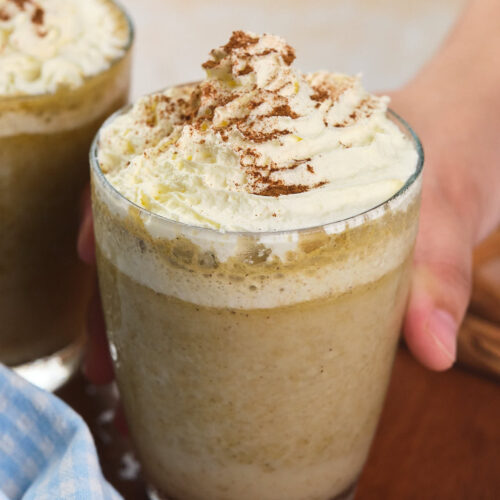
[0,0,133,389]
[92,31,422,500]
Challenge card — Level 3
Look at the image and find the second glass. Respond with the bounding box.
[0,2,133,390]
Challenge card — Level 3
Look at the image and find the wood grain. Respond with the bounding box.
[458,229,500,378]
[458,315,500,380]
[469,230,500,324]
[357,349,500,500]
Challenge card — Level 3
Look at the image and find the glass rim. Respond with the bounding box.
[0,0,134,103]
[90,103,424,237]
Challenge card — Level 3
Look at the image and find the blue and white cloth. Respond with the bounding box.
[0,364,121,500]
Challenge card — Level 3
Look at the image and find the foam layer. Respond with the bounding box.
[93,171,421,309]
[0,54,130,137]
[98,31,418,232]
[0,0,130,96]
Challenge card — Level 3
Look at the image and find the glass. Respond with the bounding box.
[91,104,423,500]
[0,1,134,391]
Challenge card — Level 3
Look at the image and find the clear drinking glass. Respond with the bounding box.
[0,2,134,391]
[91,106,423,500]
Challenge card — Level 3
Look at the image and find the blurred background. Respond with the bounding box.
[120,0,468,99]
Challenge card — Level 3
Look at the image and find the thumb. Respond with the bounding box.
[404,186,473,371]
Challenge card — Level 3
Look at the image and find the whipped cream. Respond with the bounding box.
[0,0,129,96]
[99,30,418,232]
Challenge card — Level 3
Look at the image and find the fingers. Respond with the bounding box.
[404,183,473,371]
[77,184,96,265]
[83,289,115,385]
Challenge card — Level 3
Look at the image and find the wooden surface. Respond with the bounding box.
[458,229,500,379]
[358,349,500,500]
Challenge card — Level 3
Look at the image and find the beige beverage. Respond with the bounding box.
[0,0,133,389]
[92,32,423,500]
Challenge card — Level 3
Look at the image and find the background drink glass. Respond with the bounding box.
[91,107,423,500]
[0,2,134,391]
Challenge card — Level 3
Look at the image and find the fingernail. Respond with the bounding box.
[426,309,457,362]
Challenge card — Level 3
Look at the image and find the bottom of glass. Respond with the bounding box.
[146,479,358,500]
[13,335,85,392]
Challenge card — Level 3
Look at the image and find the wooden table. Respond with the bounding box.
[358,349,500,500]
[57,346,500,499]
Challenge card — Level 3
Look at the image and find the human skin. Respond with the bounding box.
[389,0,500,370]
[78,0,500,382]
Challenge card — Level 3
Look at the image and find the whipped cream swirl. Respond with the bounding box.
[99,31,418,232]
[0,0,129,96]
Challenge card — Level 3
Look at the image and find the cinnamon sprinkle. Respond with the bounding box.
[236,126,290,144]
[333,97,376,127]
[11,0,32,10]
[311,87,329,103]
[236,64,253,76]
[2,0,33,18]
[222,30,259,53]
[247,97,264,110]
[257,48,276,57]
[282,45,296,66]
[2,0,45,34]
[263,104,299,119]
[257,180,326,197]
[139,33,339,198]
[31,5,43,24]
[201,59,218,70]
[268,157,311,173]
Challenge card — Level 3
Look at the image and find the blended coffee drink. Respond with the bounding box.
[92,32,423,500]
[0,0,132,389]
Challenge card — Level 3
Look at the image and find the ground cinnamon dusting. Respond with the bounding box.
[282,46,296,65]
[237,127,290,144]
[333,97,376,127]
[132,32,345,199]
[11,0,32,9]
[2,0,45,32]
[258,180,326,197]
[264,104,299,119]
[222,30,259,53]
[201,60,218,70]
[236,64,254,76]
[268,158,311,173]
[31,6,44,25]
[311,87,329,103]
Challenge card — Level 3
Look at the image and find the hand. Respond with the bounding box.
[386,0,500,370]
[388,72,500,371]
